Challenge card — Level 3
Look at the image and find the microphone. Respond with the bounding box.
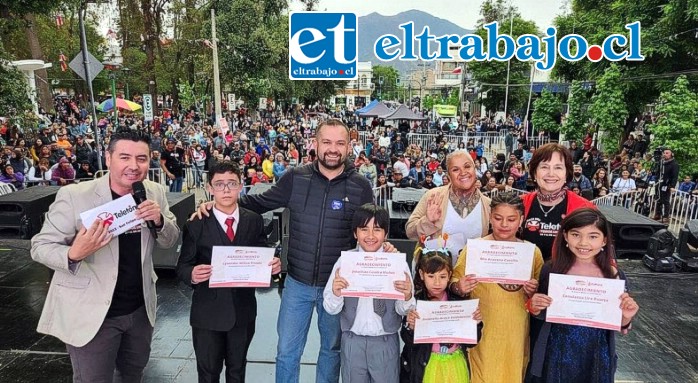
[132,181,158,239]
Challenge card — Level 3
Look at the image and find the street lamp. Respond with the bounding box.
[122,67,130,100]
[379,76,384,101]
[103,60,121,126]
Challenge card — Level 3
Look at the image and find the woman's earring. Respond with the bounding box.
[565,243,569,248]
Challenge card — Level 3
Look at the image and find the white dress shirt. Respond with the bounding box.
[323,247,416,336]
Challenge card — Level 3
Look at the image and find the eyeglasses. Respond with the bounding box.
[211,181,241,191]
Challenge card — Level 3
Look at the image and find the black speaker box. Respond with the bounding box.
[0,186,61,239]
[673,221,698,271]
[598,206,667,258]
[153,192,195,269]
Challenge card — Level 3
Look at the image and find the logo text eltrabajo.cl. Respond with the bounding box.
[374,21,644,71]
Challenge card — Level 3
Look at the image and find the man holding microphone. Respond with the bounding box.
[31,130,180,382]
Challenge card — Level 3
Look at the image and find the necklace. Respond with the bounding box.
[537,196,563,218]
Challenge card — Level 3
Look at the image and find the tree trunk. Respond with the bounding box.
[24,14,54,114]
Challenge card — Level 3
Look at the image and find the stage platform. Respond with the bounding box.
[1,239,697,382]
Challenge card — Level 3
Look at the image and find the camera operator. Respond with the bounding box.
[653,148,679,223]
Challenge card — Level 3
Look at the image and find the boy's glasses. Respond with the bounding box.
[211,181,241,191]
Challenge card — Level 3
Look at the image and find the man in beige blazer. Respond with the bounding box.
[31,130,179,383]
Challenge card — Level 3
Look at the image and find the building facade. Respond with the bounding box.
[332,61,373,110]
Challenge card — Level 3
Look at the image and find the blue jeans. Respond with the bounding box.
[276,275,340,383]
[169,176,183,192]
[192,164,203,187]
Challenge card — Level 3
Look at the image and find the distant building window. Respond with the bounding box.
[442,62,457,71]
[361,75,367,88]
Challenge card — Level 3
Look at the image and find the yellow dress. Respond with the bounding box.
[451,236,544,383]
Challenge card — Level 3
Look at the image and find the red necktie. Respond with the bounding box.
[225,217,235,242]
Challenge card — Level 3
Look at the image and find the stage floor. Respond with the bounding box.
[1,239,697,382]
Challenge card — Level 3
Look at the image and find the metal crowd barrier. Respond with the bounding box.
[355,130,551,163]
[667,190,698,233]
[591,188,698,234]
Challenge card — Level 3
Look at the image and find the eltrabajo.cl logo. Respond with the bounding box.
[373,21,644,70]
[289,12,358,80]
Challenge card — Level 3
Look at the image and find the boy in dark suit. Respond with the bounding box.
[176,160,281,383]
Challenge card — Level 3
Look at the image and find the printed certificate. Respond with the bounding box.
[80,194,140,237]
[209,246,275,288]
[546,273,626,331]
[465,239,535,284]
[340,251,407,300]
[414,299,479,344]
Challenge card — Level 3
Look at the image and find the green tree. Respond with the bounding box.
[371,65,399,101]
[532,89,563,134]
[553,0,698,138]
[423,95,435,111]
[589,65,628,152]
[469,0,539,115]
[649,76,698,176]
[562,80,590,143]
[3,9,107,98]
[445,89,460,107]
[1,0,80,112]
[0,43,33,127]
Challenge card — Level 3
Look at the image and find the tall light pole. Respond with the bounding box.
[378,76,384,100]
[78,2,102,170]
[122,67,130,99]
[524,62,536,137]
[211,8,222,129]
[104,60,121,126]
[503,3,514,118]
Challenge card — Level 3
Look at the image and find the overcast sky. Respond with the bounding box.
[290,0,568,31]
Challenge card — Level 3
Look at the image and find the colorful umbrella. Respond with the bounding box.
[97,98,142,112]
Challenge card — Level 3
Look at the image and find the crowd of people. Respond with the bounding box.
[3,95,696,217]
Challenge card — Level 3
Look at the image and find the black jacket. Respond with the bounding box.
[399,289,483,383]
[239,161,373,286]
[661,158,679,189]
[175,208,267,331]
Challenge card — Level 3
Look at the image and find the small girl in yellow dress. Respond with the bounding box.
[451,192,544,383]
[400,248,482,383]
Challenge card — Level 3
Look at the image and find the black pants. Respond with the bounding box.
[192,320,256,383]
[656,189,671,218]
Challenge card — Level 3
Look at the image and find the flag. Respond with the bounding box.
[55,14,64,27]
[59,53,67,72]
[107,28,117,40]
[451,67,462,74]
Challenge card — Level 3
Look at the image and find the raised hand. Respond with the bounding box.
[332,268,349,297]
[426,193,443,224]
